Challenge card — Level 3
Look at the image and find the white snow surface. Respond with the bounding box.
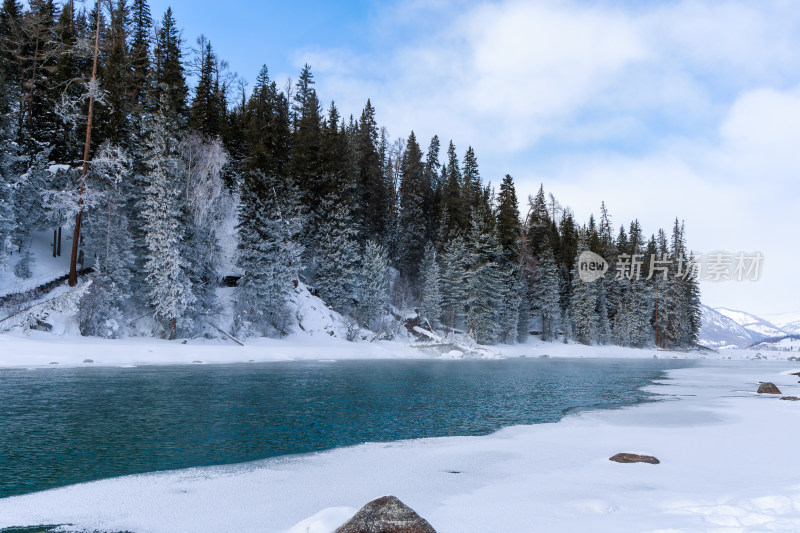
[1,357,800,532]
[0,230,73,298]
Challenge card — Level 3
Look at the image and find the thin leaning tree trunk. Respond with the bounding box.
[68,1,101,287]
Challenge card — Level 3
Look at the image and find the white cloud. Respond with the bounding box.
[293,0,800,314]
[513,85,800,315]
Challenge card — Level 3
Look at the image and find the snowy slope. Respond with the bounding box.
[763,311,800,335]
[715,307,787,338]
[698,305,761,349]
[749,334,800,352]
[0,230,73,298]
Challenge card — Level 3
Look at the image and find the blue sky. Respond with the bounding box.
[141,0,799,315]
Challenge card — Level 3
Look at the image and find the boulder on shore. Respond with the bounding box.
[335,495,437,533]
[757,382,782,394]
[609,453,660,464]
[780,396,799,401]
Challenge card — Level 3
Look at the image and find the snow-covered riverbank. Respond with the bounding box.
[0,358,798,532]
[1,329,793,368]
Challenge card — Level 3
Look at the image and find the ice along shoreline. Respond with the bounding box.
[1,357,799,531]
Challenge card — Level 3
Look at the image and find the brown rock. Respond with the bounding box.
[335,495,437,533]
[780,396,799,401]
[609,453,660,464]
[757,382,782,394]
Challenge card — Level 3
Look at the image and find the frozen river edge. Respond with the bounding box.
[1,338,799,531]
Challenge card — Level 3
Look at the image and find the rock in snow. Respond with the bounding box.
[757,382,782,394]
[334,495,437,533]
[609,453,660,464]
[780,396,799,401]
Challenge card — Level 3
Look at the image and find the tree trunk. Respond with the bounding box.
[68,1,101,287]
[169,317,176,340]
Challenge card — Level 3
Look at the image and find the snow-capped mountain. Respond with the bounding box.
[699,305,763,349]
[699,306,800,350]
[714,308,787,339]
[763,312,800,336]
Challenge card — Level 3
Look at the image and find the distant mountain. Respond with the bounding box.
[763,312,800,336]
[698,305,763,349]
[715,308,787,338]
[748,334,800,352]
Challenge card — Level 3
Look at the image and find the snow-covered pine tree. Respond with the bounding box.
[141,93,195,339]
[466,213,503,344]
[314,194,360,315]
[440,235,469,329]
[83,143,135,322]
[595,281,612,344]
[497,263,521,343]
[0,72,16,274]
[526,184,550,257]
[418,242,442,328]
[0,166,12,274]
[671,219,701,347]
[533,245,561,341]
[12,149,50,278]
[515,267,530,343]
[569,248,599,345]
[234,169,304,338]
[423,135,441,244]
[358,239,389,329]
[612,280,653,347]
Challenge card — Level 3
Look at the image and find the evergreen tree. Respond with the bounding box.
[290,65,323,211]
[570,248,599,345]
[292,63,314,124]
[465,212,503,344]
[440,235,469,328]
[418,242,442,328]
[497,263,521,344]
[0,65,17,273]
[671,219,701,347]
[355,99,388,242]
[96,0,133,146]
[396,130,426,285]
[534,244,561,341]
[314,195,359,314]
[129,0,151,106]
[462,146,480,211]
[612,281,653,347]
[235,169,304,337]
[495,174,520,263]
[190,37,224,137]
[358,239,389,329]
[141,94,194,338]
[441,140,464,237]
[85,142,134,298]
[423,134,441,243]
[153,7,187,118]
[526,185,550,257]
[243,65,290,176]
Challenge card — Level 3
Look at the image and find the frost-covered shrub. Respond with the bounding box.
[13,248,33,278]
[78,276,125,338]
